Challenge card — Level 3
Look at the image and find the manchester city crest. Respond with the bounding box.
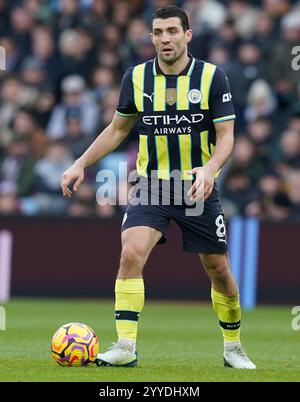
[165,88,177,106]
[188,89,202,104]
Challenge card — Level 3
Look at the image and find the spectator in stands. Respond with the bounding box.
[233,132,272,182]
[288,113,300,134]
[35,141,74,193]
[53,0,81,37]
[67,183,96,217]
[270,12,300,100]
[9,5,33,57]
[96,47,122,78]
[12,109,48,160]
[91,66,115,104]
[122,17,152,67]
[34,90,56,129]
[285,169,300,219]
[0,136,35,198]
[265,192,292,222]
[47,74,99,139]
[99,87,122,130]
[60,107,94,160]
[258,171,281,201]
[187,0,227,35]
[246,117,276,158]
[228,0,259,38]
[207,43,232,72]
[0,76,24,146]
[221,166,253,215]
[30,24,58,86]
[227,40,265,128]
[19,57,47,107]
[245,79,277,123]
[58,28,95,80]
[101,23,122,53]
[251,11,277,59]
[112,1,131,32]
[81,0,109,40]
[32,141,74,214]
[276,128,300,175]
[257,171,283,220]
[0,37,22,73]
[216,18,241,56]
[0,0,10,37]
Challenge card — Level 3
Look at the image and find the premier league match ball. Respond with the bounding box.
[51,322,99,367]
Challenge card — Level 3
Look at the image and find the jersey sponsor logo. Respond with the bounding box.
[143,92,154,102]
[142,113,204,125]
[165,88,177,106]
[188,89,202,104]
[222,92,232,102]
[154,126,192,134]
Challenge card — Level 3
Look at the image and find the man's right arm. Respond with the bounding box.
[61,113,138,198]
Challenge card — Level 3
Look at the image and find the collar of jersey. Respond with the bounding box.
[153,54,195,77]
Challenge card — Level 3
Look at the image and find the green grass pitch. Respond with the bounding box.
[0,298,299,382]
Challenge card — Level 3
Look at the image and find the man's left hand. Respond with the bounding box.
[187,164,217,201]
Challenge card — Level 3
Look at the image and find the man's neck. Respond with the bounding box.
[157,53,190,75]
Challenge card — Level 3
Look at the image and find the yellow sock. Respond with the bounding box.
[211,287,241,343]
[115,278,144,342]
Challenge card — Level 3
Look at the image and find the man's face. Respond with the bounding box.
[151,17,192,64]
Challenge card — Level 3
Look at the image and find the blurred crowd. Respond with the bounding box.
[0,0,300,221]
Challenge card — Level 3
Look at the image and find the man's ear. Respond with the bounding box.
[186,29,193,44]
[150,32,154,45]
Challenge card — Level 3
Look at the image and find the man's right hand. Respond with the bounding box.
[61,161,85,198]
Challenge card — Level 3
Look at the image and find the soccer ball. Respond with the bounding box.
[51,322,99,367]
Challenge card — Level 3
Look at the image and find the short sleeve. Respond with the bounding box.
[116,68,138,117]
[209,66,236,124]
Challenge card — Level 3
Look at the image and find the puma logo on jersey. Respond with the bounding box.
[143,92,154,102]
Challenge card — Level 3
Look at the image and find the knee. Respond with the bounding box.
[206,263,229,278]
[120,245,144,272]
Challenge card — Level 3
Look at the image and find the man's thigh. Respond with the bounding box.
[122,204,171,244]
[121,225,163,257]
[172,196,228,253]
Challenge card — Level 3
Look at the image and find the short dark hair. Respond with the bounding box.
[152,5,190,32]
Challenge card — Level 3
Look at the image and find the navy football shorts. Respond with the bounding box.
[121,184,228,254]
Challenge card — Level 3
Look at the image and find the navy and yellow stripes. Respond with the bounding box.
[136,135,149,177]
[176,75,190,110]
[155,135,170,179]
[132,63,146,112]
[199,131,220,177]
[137,132,218,180]
[187,57,196,76]
[130,59,232,179]
[153,75,166,111]
[178,134,192,180]
[200,130,211,166]
[199,62,216,110]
